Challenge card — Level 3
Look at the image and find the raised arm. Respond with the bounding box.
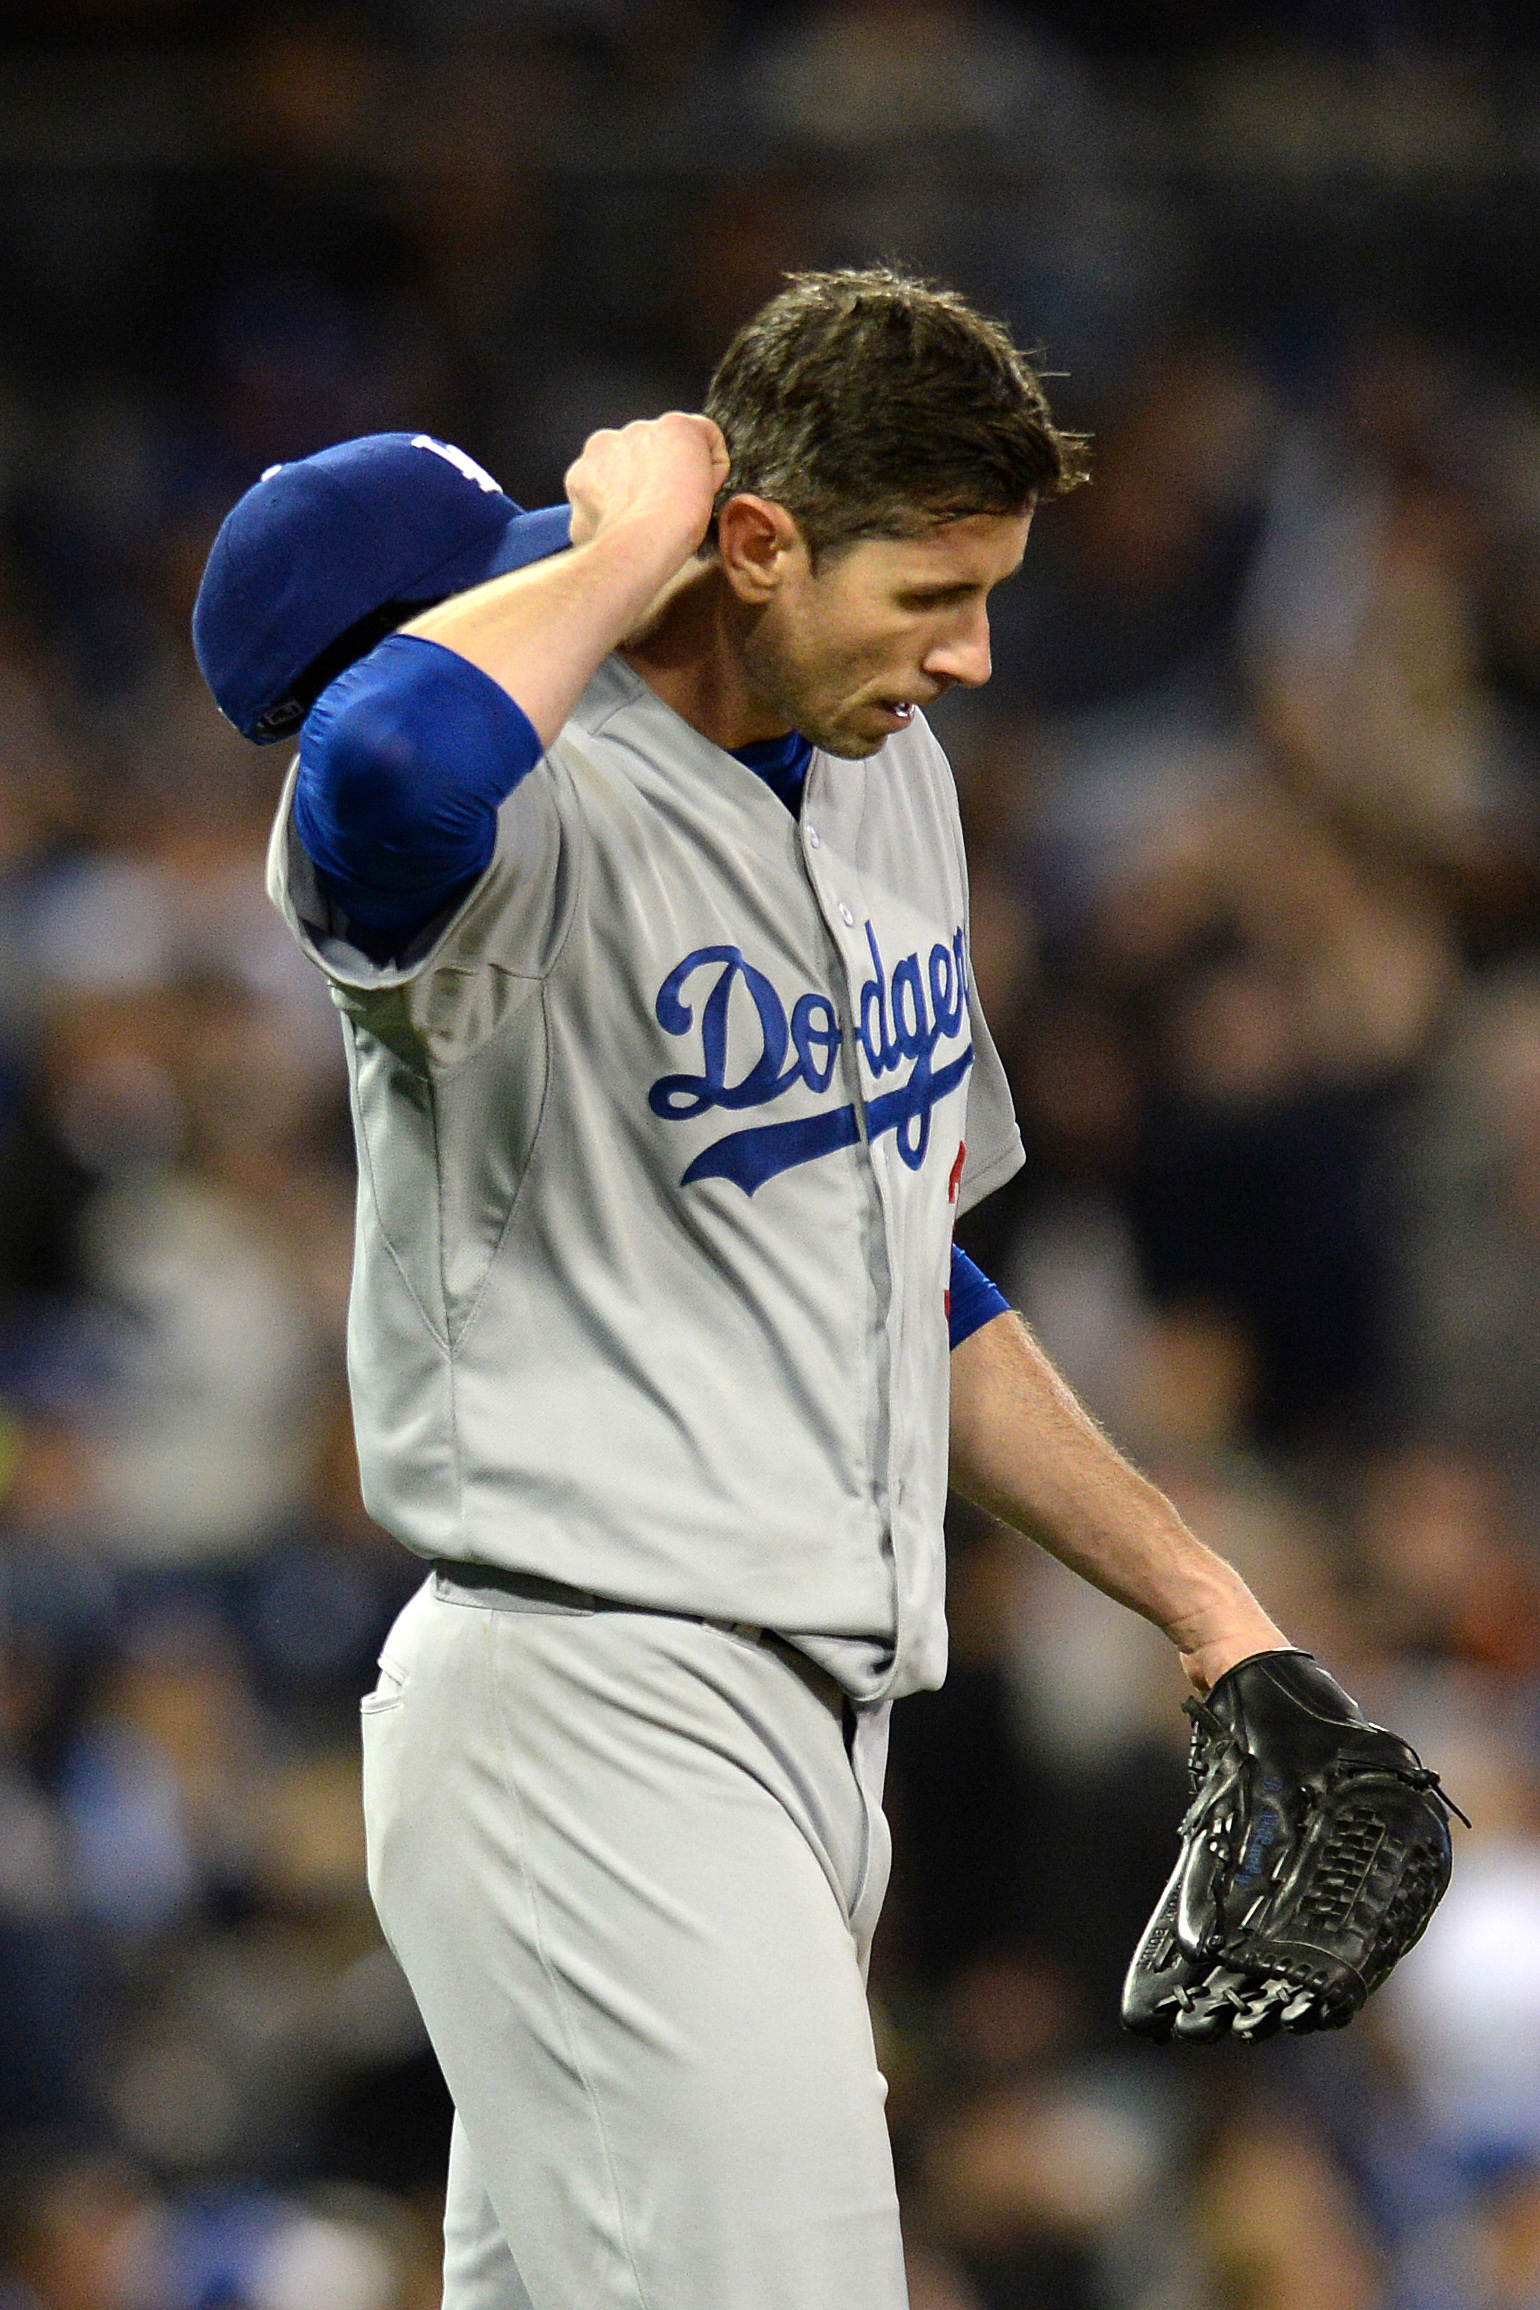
[948,1309,1289,1693]
[292,415,729,951]
[401,413,728,744]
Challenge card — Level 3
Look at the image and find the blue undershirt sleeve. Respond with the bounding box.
[293,632,544,943]
[949,1242,1010,1350]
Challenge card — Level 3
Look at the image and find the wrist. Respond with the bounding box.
[1177,1615,1293,1697]
[582,506,709,592]
[1163,1556,1291,1695]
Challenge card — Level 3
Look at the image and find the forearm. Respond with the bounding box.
[400,413,727,747]
[400,513,690,748]
[948,1309,1288,1691]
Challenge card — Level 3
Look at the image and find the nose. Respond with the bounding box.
[922,604,992,689]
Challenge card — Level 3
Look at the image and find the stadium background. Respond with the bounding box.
[3,3,1540,2304]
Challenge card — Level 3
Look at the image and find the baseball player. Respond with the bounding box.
[194,271,1295,2309]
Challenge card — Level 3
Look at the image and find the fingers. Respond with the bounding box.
[563,413,730,559]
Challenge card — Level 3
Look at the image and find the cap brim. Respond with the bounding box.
[481,503,573,577]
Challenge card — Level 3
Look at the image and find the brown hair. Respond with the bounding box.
[704,266,1089,562]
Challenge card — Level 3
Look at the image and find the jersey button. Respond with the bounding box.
[806,825,822,848]
[838,902,855,926]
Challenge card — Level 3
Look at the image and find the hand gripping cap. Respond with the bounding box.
[192,432,572,742]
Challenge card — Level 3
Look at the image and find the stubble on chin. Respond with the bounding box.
[804,692,903,759]
[806,725,883,761]
[762,671,885,761]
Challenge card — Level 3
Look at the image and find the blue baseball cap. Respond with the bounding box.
[193,432,572,742]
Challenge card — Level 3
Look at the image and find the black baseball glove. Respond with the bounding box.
[1122,1648,1463,2044]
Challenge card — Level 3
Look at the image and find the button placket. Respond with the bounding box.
[797,834,891,1229]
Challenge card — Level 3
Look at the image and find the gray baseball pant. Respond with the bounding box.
[360,1571,907,2310]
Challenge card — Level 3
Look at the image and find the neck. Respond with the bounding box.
[618,560,793,751]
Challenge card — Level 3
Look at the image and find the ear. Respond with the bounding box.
[716,494,806,603]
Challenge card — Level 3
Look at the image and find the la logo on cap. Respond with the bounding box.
[412,436,501,493]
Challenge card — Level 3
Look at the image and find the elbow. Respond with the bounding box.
[311,693,429,835]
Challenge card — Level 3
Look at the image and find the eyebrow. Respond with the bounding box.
[902,557,1027,601]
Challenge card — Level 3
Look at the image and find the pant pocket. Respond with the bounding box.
[360,1574,435,1714]
[360,1666,413,1924]
[361,1653,409,1713]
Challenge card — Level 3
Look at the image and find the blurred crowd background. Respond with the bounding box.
[5,2,1540,2306]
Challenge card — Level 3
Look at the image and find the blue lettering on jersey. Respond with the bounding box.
[649,924,972,1194]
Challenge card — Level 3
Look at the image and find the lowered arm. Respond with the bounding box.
[948,1309,1289,1693]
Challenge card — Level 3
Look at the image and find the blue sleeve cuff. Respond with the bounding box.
[949,1243,1010,1350]
[294,632,544,939]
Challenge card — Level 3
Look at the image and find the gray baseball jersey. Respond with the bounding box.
[269,652,1023,1702]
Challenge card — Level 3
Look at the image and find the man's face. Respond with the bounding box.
[737,508,1033,759]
